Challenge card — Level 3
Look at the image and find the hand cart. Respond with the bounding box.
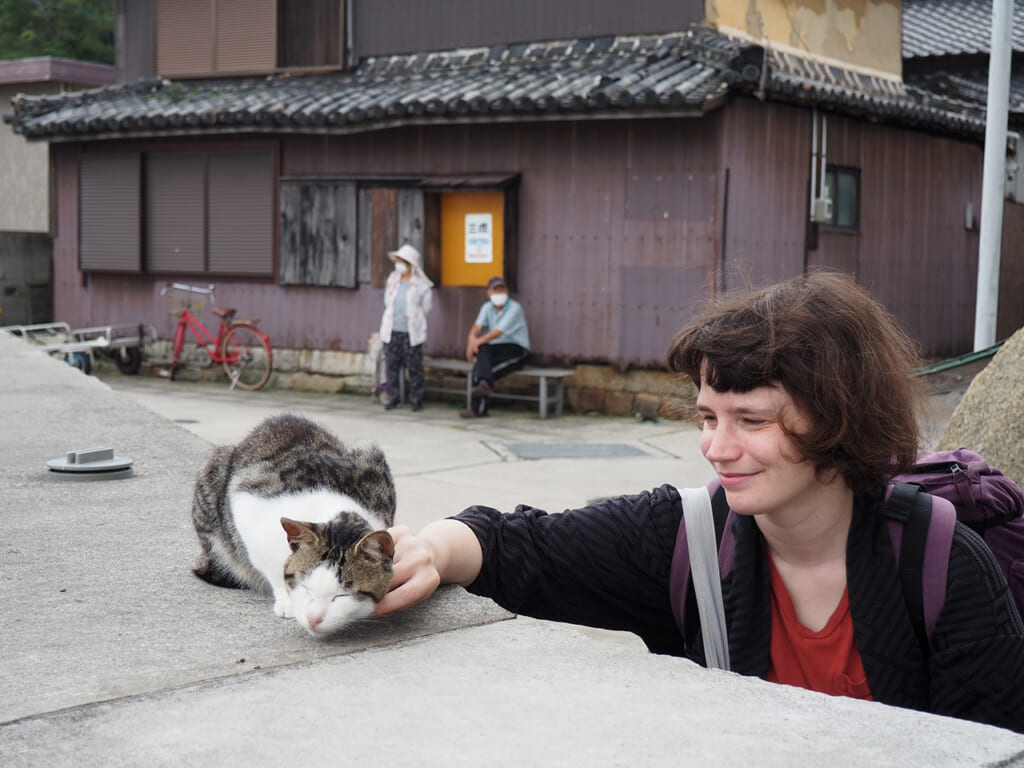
[1,321,157,375]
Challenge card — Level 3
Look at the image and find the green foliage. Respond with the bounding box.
[0,0,115,64]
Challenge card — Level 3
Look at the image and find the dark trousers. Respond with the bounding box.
[471,343,528,414]
[384,332,424,407]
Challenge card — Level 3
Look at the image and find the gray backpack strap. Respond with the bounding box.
[682,486,731,671]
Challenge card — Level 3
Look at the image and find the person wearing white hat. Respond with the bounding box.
[379,243,434,411]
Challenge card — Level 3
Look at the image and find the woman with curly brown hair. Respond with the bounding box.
[376,270,1024,732]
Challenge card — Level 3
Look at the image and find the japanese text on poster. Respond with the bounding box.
[464,213,493,263]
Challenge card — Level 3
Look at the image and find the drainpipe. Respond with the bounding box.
[810,108,818,218]
[974,0,1014,351]
[820,113,828,199]
[346,0,355,69]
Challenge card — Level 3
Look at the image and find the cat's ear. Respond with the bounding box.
[281,518,321,551]
[354,530,395,564]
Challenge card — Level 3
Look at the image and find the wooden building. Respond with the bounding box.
[8,1,1024,403]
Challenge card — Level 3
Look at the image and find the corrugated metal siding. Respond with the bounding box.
[715,98,1001,358]
[719,99,809,291]
[55,146,87,320]
[352,0,704,57]
[208,150,275,275]
[215,0,276,73]
[155,0,212,77]
[56,103,1021,364]
[999,202,1024,341]
[814,114,984,357]
[79,153,141,272]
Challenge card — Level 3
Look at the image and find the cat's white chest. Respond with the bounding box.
[229,488,380,616]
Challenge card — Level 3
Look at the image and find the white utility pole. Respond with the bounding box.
[974,0,1015,351]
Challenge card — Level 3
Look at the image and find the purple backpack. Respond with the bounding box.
[669,448,1024,653]
[885,447,1024,649]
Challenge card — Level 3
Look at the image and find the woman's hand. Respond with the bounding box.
[373,526,442,615]
[373,520,483,616]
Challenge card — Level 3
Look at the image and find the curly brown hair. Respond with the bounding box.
[666,271,926,493]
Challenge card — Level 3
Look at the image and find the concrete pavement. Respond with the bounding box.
[2,331,1023,767]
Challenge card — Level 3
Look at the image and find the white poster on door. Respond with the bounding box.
[465,213,493,263]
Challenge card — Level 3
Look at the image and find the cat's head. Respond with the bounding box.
[280,515,395,638]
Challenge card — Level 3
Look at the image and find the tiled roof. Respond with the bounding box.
[767,48,983,133]
[906,69,1024,118]
[903,0,1024,58]
[8,26,987,141]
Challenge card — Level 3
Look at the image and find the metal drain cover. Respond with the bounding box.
[508,443,647,460]
[47,447,134,480]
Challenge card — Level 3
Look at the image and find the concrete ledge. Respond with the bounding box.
[3,332,1024,766]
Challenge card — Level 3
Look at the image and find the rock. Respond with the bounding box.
[939,326,1024,485]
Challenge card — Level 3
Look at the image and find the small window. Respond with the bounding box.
[278,0,341,69]
[822,167,860,230]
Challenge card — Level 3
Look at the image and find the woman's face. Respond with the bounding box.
[696,379,820,518]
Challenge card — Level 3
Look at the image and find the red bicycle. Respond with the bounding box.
[160,282,273,390]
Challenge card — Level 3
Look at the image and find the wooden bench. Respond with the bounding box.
[421,358,573,419]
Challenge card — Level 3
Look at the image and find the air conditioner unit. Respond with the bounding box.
[810,197,833,223]
[1006,131,1023,203]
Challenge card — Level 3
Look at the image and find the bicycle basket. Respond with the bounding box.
[166,289,207,318]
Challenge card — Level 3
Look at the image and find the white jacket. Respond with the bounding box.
[379,266,433,347]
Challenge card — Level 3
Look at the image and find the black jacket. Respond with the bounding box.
[457,484,1024,733]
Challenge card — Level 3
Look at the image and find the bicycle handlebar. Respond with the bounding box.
[160,282,216,297]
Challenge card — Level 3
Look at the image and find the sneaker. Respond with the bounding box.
[411,402,423,412]
[384,401,400,411]
[470,380,494,396]
[459,409,489,419]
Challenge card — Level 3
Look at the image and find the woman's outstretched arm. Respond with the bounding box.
[373,520,483,615]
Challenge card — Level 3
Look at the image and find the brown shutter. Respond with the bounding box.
[215,0,276,73]
[156,0,213,77]
[146,153,206,273]
[208,150,275,275]
[79,153,141,272]
[370,188,398,287]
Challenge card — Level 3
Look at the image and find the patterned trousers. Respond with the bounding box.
[384,331,424,407]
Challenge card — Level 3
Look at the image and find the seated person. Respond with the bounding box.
[461,276,530,419]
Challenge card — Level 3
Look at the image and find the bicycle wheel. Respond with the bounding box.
[114,346,143,375]
[219,323,273,390]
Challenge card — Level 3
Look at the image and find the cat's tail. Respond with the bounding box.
[193,555,246,589]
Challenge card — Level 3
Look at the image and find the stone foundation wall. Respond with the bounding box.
[138,341,691,417]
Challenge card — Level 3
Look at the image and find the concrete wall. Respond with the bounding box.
[0,82,60,233]
[0,232,53,325]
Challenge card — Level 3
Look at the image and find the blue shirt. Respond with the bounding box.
[474,297,530,351]
[392,282,410,333]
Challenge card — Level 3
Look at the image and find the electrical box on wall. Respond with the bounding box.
[810,197,833,223]
[1006,131,1023,204]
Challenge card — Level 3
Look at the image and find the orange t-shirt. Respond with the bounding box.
[765,557,873,700]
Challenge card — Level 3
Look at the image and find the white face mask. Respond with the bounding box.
[394,262,409,275]
[490,292,508,308]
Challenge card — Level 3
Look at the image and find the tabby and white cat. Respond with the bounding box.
[190,414,396,638]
